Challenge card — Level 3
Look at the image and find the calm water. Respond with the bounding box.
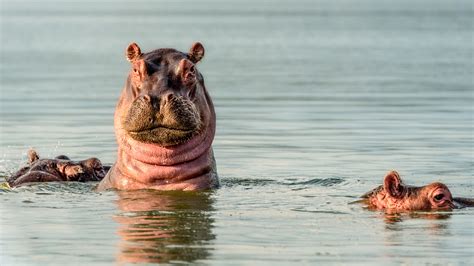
[1,0,473,264]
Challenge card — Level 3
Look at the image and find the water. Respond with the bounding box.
[1,0,473,264]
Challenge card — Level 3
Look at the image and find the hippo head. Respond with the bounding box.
[57,157,107,182]
[119,42,209,146]
[362,171,455,211]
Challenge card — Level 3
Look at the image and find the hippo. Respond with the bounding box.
[97,42,218,191]
[360,170,474,211]
[7,149,108,187]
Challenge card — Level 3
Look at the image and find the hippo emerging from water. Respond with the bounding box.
[361,170,474,211]
[97,42,218,191]
[7,150,107,187]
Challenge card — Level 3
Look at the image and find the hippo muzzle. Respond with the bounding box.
[123,93,201,146]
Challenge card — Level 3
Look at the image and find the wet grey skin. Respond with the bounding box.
[7,149,110,187]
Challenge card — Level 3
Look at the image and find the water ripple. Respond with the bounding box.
[220,177,345,188]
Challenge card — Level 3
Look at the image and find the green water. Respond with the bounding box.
[1,0,473,264]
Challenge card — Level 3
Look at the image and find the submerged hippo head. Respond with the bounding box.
[361,171,473,211]
[7,150,108,187]
[97,42,218,191]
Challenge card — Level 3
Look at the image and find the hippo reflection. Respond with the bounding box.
[360,170,474,211]
[7,149,108,187]
[113,190,215,264]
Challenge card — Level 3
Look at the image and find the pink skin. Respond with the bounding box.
[97,42,218,191]
[362,171,456,211]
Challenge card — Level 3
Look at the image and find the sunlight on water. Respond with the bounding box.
[1,0,473,264]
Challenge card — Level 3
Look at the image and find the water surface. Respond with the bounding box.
[1,0,473,264]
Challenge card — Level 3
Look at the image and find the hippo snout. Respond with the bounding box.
[122,92,201,146]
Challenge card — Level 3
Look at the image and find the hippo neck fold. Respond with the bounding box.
[117,122,215,166]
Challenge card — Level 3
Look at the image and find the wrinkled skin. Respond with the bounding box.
[97,42,218,191]
[7,150,108,187]
[361,170,474,211]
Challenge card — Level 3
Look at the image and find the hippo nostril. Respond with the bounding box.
[142,95,151,102]
[434,194,444,201]
[166,93,174,102]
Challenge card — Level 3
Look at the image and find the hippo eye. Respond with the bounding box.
[434,194,444,201]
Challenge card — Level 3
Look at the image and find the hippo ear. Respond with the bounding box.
[188,42,205,63]
[383,171,404,198]
[177,59,196,85]
[27,149,39,164]
[126,42,142,62]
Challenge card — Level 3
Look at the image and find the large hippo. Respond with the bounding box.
[97,42,218,191]
[7,149,107,187]
[360,170,474,211]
